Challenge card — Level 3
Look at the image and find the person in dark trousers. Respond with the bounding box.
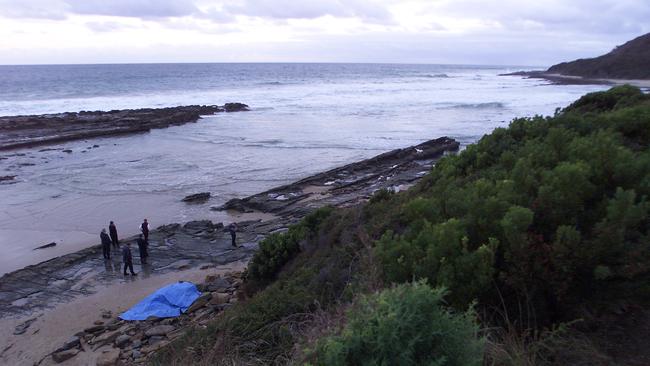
[228,223,238,247]
[100,228,112,259]
[136,234,149,264]
[140,219,149,241]
[122,242,137,276]
[109,221,119,249]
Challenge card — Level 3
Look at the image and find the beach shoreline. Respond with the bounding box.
[0,135,459,365]
[504,70,650,88]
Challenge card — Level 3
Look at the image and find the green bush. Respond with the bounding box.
[247,206,334,283]
[372,86,650,320]
[313,281,484,366]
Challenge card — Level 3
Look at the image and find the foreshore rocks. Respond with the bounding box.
[0,103,249,151]
[48,272,243,365]
[216,136,460,215]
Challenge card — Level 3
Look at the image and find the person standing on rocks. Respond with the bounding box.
[100,228,112,260]
[228,222,238,247]
[109,221,119,249]
[122,242,137,276]
[140,219,149,241]
[137,234,149,264]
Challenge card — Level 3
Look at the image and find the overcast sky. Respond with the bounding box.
[0,0,648,66]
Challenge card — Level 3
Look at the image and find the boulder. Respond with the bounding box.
[223,102,249,112]
[91,330,120,348]
[84,325,105,334]
[51,349,80,363]
[96,349,120,366]
[144,325,175,337]
[187,293,212,313]
[115,334,130,348]
[58,336,80,351]
[209,292,231,305]
[205,276,231,292]
[182,192,211,203]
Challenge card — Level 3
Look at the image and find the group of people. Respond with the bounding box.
[99,219,150,276]
[100,219,240,276]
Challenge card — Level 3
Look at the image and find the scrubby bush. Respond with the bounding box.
[374,86,650,321]
[313,281,484,366]
[247,206,334,283]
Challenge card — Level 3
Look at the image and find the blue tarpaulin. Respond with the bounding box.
[120,281,201,321]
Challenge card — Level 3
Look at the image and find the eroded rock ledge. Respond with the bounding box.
[0,103,249,151]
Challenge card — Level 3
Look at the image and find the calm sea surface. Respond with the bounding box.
[0,63,607,273]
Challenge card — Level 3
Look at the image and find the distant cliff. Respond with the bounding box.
[547,33,650,80]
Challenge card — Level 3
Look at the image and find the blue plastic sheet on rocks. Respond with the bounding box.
[120,281,201,321]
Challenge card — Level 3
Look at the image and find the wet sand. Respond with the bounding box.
[0,192,235,275]
[0,262,245,365]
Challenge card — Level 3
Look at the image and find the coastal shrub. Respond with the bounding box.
[154,86,650,365]
[153,208,366,365]
[372,86,650,321]
[247,206,334,283]
[312,281,484,366]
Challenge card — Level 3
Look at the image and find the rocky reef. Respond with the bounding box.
[0,103,249,151]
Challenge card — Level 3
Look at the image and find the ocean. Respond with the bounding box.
[0,63,607,273]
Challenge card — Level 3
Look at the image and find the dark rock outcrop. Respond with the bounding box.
[181,192,211,203]
[216,136,460,215]
[0,103,248,151]
[547,33,650,80]
[223,103,249,112]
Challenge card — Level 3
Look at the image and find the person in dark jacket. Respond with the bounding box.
[140,219,149,241]
[100,228,112,259]
[122,242,137,276]
[109,221,119,249]
[136,234,148,264]
[227,222,238,247]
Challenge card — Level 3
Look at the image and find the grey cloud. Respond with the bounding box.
[0,0,68,19]
[224,0,392,22]
[0,0,200,19]
[68,0,199,18]
[431,0,650,37]
[0,0,392,23]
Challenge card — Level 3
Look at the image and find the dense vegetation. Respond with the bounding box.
[154,86,650,365]
[372,84,650,323]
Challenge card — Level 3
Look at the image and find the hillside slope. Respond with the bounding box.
[547,33,650,79]
[153,86,650,365]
